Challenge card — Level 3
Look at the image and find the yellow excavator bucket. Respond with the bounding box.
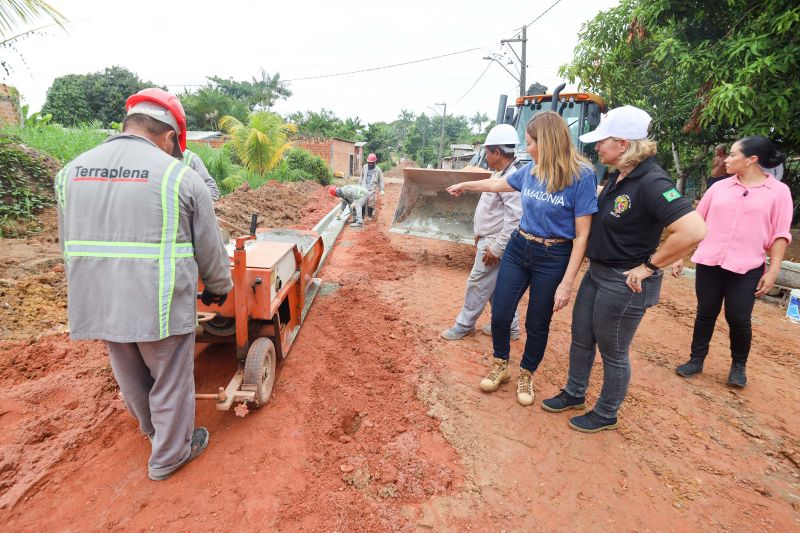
[390,167,491,244]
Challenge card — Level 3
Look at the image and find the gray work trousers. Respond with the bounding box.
[366,190,377,209]
[455,237,520,332]
[106,332,196,479]
[350,194,369,223]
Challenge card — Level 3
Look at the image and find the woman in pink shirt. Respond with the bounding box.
[674,136,792,387]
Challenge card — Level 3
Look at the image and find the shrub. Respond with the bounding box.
[0,122,109,163]
[0,136,55,236]
[378,160,393,173]
[284,148,332,185]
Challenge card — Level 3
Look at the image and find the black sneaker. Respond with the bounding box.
[568,410,618,433]
[149,427,209,481]
[727,362,747,388]
[676,357,704,377]
[541,389,586,413]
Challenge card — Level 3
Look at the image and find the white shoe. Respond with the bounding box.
[480,324,521,340]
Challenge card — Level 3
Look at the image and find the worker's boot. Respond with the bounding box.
[480,323,521,341]
[675,356,705,378]
[727,361,747,388]
[516,368,535,406]
[479,357,510,392]
[350,221,363,228]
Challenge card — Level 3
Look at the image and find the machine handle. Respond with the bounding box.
[249,213,258,236]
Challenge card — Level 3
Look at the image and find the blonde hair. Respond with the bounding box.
[526,111,591,193]
[615,138,657,173]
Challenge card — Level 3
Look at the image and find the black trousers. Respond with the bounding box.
[690,263,763,363]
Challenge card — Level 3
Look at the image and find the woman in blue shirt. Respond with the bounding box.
[447,111,598,406]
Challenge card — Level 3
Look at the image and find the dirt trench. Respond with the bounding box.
[1,182,799,531]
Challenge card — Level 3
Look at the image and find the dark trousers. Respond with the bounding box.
[564,262,662,418]
[690,263,763,363]
[491,231,572,372]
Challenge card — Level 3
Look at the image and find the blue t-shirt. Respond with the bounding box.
[505,162,598,239]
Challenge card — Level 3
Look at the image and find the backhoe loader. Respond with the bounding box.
[390,84,607,244]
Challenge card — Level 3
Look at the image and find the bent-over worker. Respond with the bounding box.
[55,88,233,480]
[329,184,369,228]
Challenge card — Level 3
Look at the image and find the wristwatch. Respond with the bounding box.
[643,260,660,273]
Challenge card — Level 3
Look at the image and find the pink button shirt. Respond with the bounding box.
[692,174,793,274]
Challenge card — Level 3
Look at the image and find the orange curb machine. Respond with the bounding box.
[195,214,324,416]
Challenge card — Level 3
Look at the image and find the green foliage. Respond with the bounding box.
[20,103,51,128]
[377,161,393,173]
[288,108,364,141]
[284,148,332,185]
[403,113,473,167]
[470,111,489,134]
[363,121,395,166]
[180,87,249,131]
[1,122,108,163]
[0,135,52,234]
[219,112,296,177]
[209,69,292,111]
[41,66,155,127]
[560,0,800,190]
[0,0,66,38]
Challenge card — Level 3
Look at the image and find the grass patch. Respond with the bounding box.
[1,123,109,163]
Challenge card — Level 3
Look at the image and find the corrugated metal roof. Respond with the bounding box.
[186,131,223,141]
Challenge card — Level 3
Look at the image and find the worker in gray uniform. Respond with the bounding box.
[359,153,384,219]
[183,148,220,201]
[441,124,523,341]
[55,88,232,481]
[329,184,369,228]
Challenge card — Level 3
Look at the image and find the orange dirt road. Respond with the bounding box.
[2,182,799,531]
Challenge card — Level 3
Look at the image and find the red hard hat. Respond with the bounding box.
[367,153,377,163]
[328,185,338,196]
[125,88,187,152]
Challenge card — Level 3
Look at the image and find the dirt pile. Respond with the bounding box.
[214,180,336,232]
[385,160,419,178]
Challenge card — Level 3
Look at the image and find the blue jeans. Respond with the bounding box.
[564,261,663,418]
[491,230,572,371]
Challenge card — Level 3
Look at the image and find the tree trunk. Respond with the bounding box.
[672,142,685,195]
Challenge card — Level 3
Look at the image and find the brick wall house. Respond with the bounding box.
[292,136,359,177]
[0,84,20,126]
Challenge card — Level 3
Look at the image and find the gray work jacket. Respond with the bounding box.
[55,134,233,342]
[183,149,220,201]
[338,184,368,210]
[473,160,523,257]
[359,165,384,193]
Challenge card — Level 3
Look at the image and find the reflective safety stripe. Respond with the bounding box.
[64,241,194,259]
[183,150,193,165]
[159,161,191,338]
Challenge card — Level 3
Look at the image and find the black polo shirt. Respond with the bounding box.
[587,157,694,268]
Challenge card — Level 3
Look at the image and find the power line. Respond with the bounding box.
[451,61,493,107]
[526,0,566,28]
[282,47,481,82]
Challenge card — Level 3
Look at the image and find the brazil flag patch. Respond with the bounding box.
[662,188,681,202]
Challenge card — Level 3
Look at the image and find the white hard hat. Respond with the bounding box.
[579,105,651,143]
[483,124,520,148]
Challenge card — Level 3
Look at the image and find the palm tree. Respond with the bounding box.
[1,0,65,39]
[219,112,296,177]
[470,111,489,134]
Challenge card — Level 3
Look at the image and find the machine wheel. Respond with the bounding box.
[202,315,236,337]
[242,337,277,408]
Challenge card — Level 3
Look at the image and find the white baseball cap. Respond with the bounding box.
[579,105,652,143]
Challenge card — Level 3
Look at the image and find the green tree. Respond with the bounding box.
[41,66,154,126]
[219,111,296,176]
[208,68,292,111]
[181,87,248,130]
[561,0,800,190]
[469,111,489,134]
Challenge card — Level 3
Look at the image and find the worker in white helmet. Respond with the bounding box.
[441,124,522,341]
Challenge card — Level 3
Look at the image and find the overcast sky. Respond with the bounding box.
[6,0,619,126]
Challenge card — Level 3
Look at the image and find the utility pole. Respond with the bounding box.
[501,25,528,97]
[435,102,447,169]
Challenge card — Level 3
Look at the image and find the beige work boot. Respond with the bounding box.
[516,369,535,406]
[480,357,511,392]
